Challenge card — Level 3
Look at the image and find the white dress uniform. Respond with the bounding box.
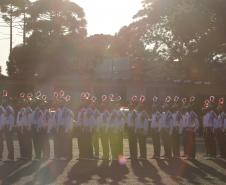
[160,111,173,158]
[135,110,149,159]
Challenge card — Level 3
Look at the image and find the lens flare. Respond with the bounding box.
[118,155,127,165]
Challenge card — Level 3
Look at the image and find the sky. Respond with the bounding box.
[0,0,142,75]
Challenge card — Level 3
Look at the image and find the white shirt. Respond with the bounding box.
[109,109,125,132]
[33,107,44,130]
[92,108,101,129]
[214,112,224,129]
[160,111,173,129]
[98,110,110,130]
[203,111,216,128]
[187,111,199,130]
[77,108,86,126]
[45,110,57,133]
[17,107,26,127]
[62,107,74,133]
[0,106,6,129]
[4,105,15,130]
[151,111,161,129]
[127,110,137,128]
[83,108,95,128]
[55,107,63,127]
[135,111,149,133]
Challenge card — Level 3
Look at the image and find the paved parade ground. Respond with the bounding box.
[0,138,226,185]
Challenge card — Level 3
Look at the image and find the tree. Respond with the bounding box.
[7,0,87,79]
[0,0,30,51]
[126,0,226,81]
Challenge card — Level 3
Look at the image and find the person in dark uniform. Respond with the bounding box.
[32,98,44,160]
[127,96,138,160]
[135,96,149,160]
[58,96,74,160]
[171,96,183,159]
[1,94,15,162]
[214,98,226,158]
[77,93,88,160]
[99,95,110,161]
[83,100,94,159]
[151,96,161,159]
[160,96,173,159]
[184,99,199,159]
[90,97,100,159]
[41,96,51,160]
[202,97,217,159]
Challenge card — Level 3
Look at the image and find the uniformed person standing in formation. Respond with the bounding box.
[135,96,149,160]
[183,97,199,159]
[126,96,138,160]
[215,98,226,158]
[160,96,173,159]
[109,95,125,160]
[202,96,217,158]
[99,95,110,161]
[0,92,15,162]
[90,97,100,159]
[151,96,161,159]
[41,96,50,160]
[77,94,87,160]
[171,96,183,159]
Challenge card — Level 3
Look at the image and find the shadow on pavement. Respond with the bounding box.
[131,160,163,184]
[65,160,129,185]
[1,161,42,185]
[24,160,69,185]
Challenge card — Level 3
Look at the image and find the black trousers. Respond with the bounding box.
[77,128,85,159]
[0,129,4,159]
[40,129,50,159]
[4,127,14,160]
[151,128,160,157]
[161,128,171,158]
[204,127,216,156]
[128,128,138,159]
[182,130,187,156]
[83,129,93,158]
[137,130,147,159]
[184,129,196,158]
[109,130,119,160]
[62,131,72,159]
[100,129,110,160]
[32,127,41,159]
[23,128,32,159]
[171,127,180,158]
[215,128,225,157]
[53,129,60,158]
[92,129,99,157]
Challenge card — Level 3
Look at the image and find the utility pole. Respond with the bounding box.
[9,3,13,54]
[23,5,26,45]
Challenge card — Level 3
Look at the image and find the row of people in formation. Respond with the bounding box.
[0,95,226,162]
